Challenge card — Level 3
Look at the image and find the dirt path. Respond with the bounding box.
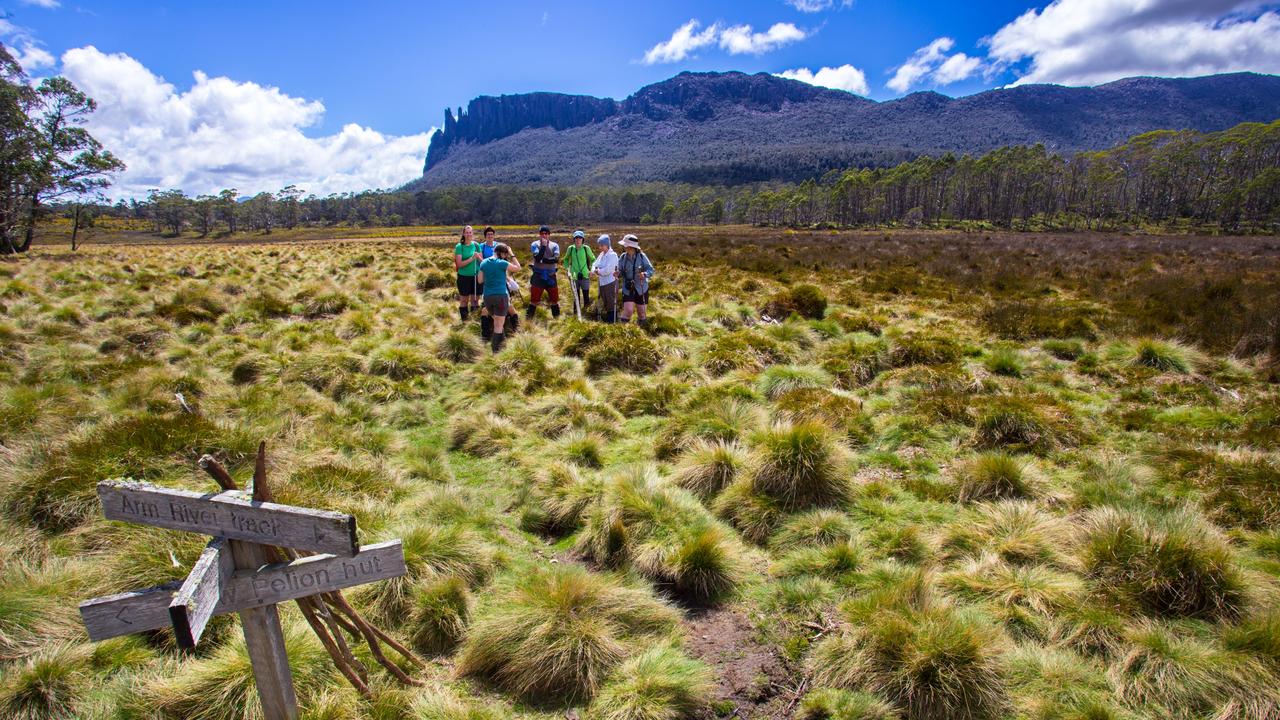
[684,607,800,719]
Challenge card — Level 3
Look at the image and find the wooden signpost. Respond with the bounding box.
[77,452,413,720]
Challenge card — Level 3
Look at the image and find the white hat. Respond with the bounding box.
[620,234,641,249]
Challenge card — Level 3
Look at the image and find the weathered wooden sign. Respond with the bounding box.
[78,465,409,720]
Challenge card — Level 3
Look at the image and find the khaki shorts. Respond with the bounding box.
[483,294,509,317]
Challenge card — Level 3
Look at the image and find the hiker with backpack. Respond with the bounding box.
[590,234,619,323]
[616,234,654,327]
[564,229,596,320]
[480,226,498,258]
[527,225,561,320]
[477,243,522,353]
[454,225,483,322]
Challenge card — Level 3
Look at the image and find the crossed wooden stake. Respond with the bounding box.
[77,443,425,720]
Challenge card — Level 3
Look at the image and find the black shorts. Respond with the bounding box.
[622,288,649,305]
[457,274,480,296]
[483,294,509,317]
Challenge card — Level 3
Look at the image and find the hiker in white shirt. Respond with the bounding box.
[590,234,620,323]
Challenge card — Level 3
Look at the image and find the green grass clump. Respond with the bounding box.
[437,330,482,363]
[523,461,602,535]
[610,376,688,417]
[239,289,292,319]
[4,413,254,532]
[747,421,851,511]
[973,396,1060,454]
[671,439,747,501]
[577,467,746,604]
[559,322,663,375]
[586,644,714,720]
[1128,338,1198,373]
[1109,622,1280,719]
[712,477,786,545]
[941,500,1072,567]
[774,387,870,441]
[0,645,88,720]
[1080,508,1249,621]
[154,284,226,325]
[757,364,834,400]
[1155,446,1280,530]
[796,688,899,720]
[361,522,495,626]
[653,398,763,460]
[810,570,1011,720]
[770,509,859,550]
[700,330,790,376]
[773,540,864,580]
[763,283,828,320]
[369,344,443,380]
[982,347,1025,377]
[1041,339,1084,361]
[229,353,269,385]
[448,413,518,457]
[416,269,452,292]
[455,565,679,703]
[294,283,351,317]
[409,576,473,656]
[527,390,624,435]
[950,452,1043,502]
[560,430,607,469]
[889,332,963,368]
[821,337,890,388]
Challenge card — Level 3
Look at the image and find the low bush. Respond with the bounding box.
[1080,508,1248,620]
[670,439,747,501]
[809,570,1011,720]
[763,283,827,320]
[455,565,679,703]
[747,421,851,511]
[587,645,714,720]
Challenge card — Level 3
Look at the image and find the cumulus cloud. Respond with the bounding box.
[719,22,808,55]
[987,0,1280,86]
[59,46,432,199]
[785,0,853,13]
[776,64,870,95]
[1,17,56,71]
[887,37,982,92]
[643,19,808,64]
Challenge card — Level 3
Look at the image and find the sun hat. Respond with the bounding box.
[573,229,585,239]
[538,225,550,234]
[596,234,611,245]
[620,234,640,249]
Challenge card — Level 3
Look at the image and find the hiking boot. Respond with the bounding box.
[525,304,536,320]
[480,315,493,339]
[459,306,469,322]
[491,332,504,353]
[550,304,561,319]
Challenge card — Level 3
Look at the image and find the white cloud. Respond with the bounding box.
[19,0,60,8]
[987,0,1280,86]
[776,64,870,95]
[887,36,983,92]
[643,19,721,64]
[1,17,56,72]
[643,19,808,64]
[59,46,432,199]
[785,0,853,13]
[719,22,808,55]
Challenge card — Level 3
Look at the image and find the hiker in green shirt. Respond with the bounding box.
[564,229,596,319]
[453,225,483,322]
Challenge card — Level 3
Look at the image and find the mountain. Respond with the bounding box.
[414,71,1280,188]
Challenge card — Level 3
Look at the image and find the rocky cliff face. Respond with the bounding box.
[417,70,1280,186]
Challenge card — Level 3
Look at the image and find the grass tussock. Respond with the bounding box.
[0,644,89,720]
[586,644,714,720]
[746,421,852,511]
[409,576,473,656]
[670,439,747,501]
[796,688,899,720]
[653,397,764,460]
[448,413,518,457]
[950,452,1045,503]
[455,565,679,703]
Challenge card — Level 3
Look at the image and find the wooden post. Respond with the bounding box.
[229,538,298,720]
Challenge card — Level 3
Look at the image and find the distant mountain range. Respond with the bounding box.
[412,71,1280,188]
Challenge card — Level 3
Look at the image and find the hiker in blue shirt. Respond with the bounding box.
[616,235,655,327]
[477,243,522,353]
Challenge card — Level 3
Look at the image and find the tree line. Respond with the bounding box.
[83,118,1279,238]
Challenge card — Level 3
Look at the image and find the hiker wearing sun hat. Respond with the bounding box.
[615,234,654,327]
[527,225,561,321]
[590,234,619,323]
[564,229,596,320]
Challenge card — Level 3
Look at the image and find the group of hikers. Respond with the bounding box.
[453,225,656,352]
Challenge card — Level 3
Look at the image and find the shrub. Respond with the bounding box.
[982,347,1024,378]
[770,509,859,550]
[0,645,88,720]
[809,570,1011,720]
[889,332,963,368]
[796,688,899,720]
[950,453,1043,503]
[1109,622,1280,719]
[973,396,1059,454]
[587,645,715,720]
[409,576,472,656]
[1128,338,1197,373]
[653,398,763,460]
[1080,508,1248,620]
[763,283,828,320]
[437,330,482,363]
[757,364,834,400]
[747,421,851,511]
[455,565,679,703]
[671,439,748,501]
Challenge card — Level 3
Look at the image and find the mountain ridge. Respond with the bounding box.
[417,70,1280,187]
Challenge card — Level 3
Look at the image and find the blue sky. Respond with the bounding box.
[3,0,1279,197]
